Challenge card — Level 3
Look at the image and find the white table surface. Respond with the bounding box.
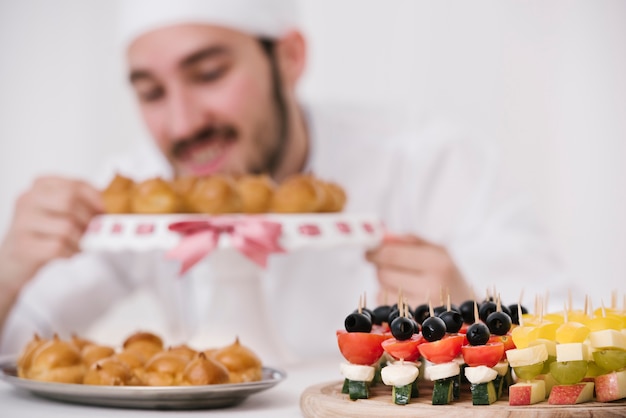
[1,355,340,418]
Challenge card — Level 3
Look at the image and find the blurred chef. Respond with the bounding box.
[0,0,574,361]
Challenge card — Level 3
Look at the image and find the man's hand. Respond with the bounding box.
[365,234,471,308]
[0,176,103,291]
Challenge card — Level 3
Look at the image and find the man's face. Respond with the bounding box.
[127,24,285,177]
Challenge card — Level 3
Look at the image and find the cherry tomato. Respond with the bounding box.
[381,334,425,361]
[488,334,516,360]
[419,334,464,364]
[336,330,391,365]
[462,342,505,367]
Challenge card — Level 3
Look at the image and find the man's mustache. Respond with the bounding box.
[171,125,237,158]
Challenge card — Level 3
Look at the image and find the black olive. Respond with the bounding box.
[412,319,421,334]
[390,316,415,341]
[344,312,372,333]
[421,316,447,342]
[466,322,491,345]
[459,300,478,324]
[438,310,463,334]
[413,304,430,324]
[387,308,400,325]
[508,303,529,325]
[355,307,374,320]
[486,311,512,336]
[372,305,392,325]
[433,305,447,316]
[478,301,497,323]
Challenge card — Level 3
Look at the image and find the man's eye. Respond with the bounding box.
[138,87,164,102]
[194,67,226,83]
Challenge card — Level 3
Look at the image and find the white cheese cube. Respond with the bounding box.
[340,363,375,382]
[464,365,498,384]
[556,343,587,362]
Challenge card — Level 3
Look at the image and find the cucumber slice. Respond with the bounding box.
[470,381,498,405]
[453,373,461,400]
[392,383,412,405]
[432,377,455,405]
[411,379,419,398]
[494,374,505,398]
[341,378,349,394]
[347,379,369,400]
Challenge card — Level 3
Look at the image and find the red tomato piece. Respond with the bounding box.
[462,342,505,367]
[488,334,516,360]
[419,334,465,364]
[381,334,425,362]
[336,330,391,365]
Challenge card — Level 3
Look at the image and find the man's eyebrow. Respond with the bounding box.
[180,45,230,68]
[129,69,153,84]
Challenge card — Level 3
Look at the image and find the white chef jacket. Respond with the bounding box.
[0,102,575,364]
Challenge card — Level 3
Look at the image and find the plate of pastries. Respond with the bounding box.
[85,172,383,253]
[102,173,346,214]
[0,331,285,409]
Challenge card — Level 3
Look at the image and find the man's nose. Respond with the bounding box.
[166,86,206,140]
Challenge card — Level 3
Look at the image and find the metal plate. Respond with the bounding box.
[0,361,286,410]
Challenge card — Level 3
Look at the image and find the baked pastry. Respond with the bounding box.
[318,181,347,212]
[181,352,229,385]
[101,174,134,214]
[69,334,94,351]
[142,351,188,386]
[27,335,85,383]
[130,177,182,214]
[211,338,262,383]
[170,176,197,213]
[236,175,275,213]
[187,175,242,214]
[122,331,164,361]
[81,344,115,368]
[167,344,198,362]
[83,357,137,386]
[16,334,48,378]
[271,174,325,213]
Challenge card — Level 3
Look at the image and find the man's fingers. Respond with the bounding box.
[76,181,105,213]
[367,242,445,273]
[28,181,102,227]
[30,215,83,250]
[375,266,441,306]
[383,233,428,246]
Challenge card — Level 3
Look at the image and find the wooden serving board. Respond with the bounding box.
[300,380,626,417]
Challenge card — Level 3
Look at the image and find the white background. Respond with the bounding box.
[0,0,625,308]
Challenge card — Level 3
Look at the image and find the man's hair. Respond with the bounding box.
[257,38,289,175]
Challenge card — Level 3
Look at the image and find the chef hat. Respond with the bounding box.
[117,0,299,49]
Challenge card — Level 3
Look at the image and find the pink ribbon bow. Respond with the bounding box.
[166,218,285,274]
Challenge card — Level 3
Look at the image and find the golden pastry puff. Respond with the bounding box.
[187,175,242,214]
[318,181,347,212]
[81,344,115,368]
[236,174,275,213]
[16,334,48,378]
[170,176,197,213]
[101,173,134,214]
[211,338,262,383]
[122,331,164,361]
[167,344,198,362]
[142,351,188,386]
[111,350,148,385]
[83,357,138,386]
[181,352,229,385]
[270,174,325,213]
[69,334,94,351]
[130,177,182,214]
[27,335,85,383]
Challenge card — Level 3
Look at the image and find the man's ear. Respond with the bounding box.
[275,30,307,89]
